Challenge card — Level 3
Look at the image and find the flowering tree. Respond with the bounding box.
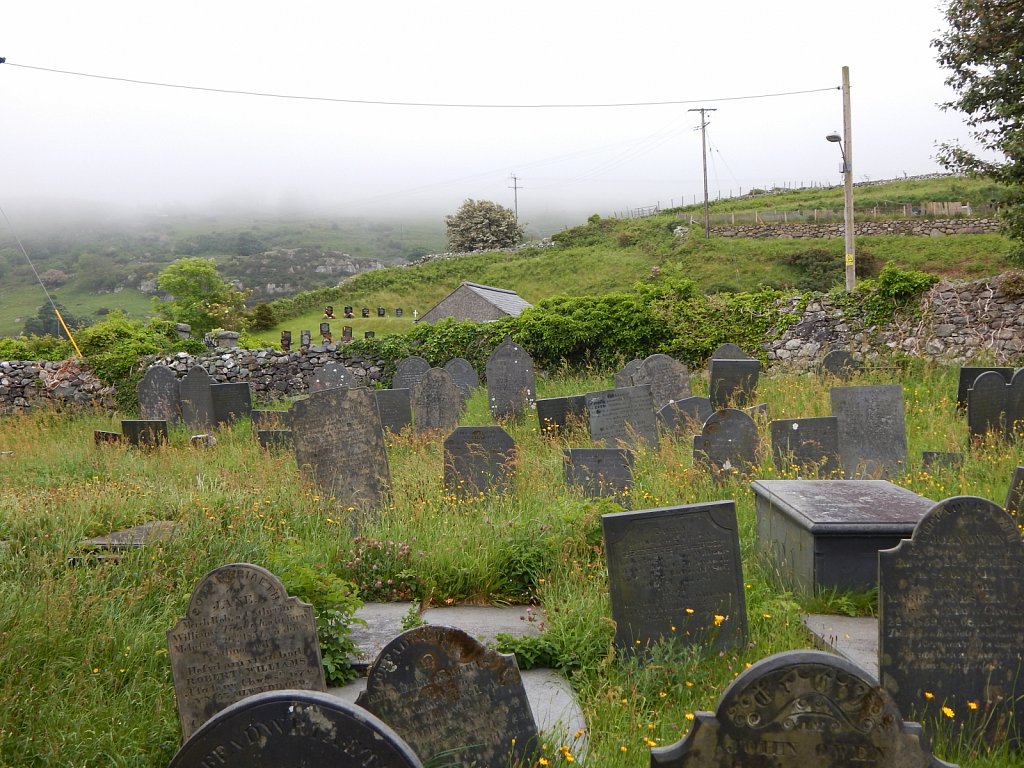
[444,199,524,252]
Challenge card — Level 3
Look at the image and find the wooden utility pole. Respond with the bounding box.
[688,108,716,239]
[509,174,521,224]
[841,67,855,291]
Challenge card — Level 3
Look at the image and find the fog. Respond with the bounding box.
[1,0,986,230]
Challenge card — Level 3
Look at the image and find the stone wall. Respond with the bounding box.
[711,217,1000,240]
[0,359,116,414]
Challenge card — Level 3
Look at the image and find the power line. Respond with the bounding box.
[1,60,838,109]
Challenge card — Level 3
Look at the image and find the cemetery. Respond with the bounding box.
[4,345,1024,768]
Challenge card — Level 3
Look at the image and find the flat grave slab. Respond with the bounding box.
[802,613,879,679]
[80,520,177,551]
[751,479,934,594]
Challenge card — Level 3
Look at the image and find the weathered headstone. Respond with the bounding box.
[830,384,907,478]
[587,384,658,448]
[966,369,1008,441]
[879,496,1024,744]
[121,419,168,447]
[692,408,758,477]
[355,625,540,768]
[137,365,180,424]
[1006,367,1024,439]
[309,361,351,392]
[535,394,588,436]
[632,354,691,410]
[280,330,291,351]
[250,409,289,429]
[563,447,633,498]
[167,690,423,768]
[657,396,713,437]
[709,342,753,360]
[300,329,311,348]
[410,368,461,433]
[291,387,390,513]
[443,426,516,496]
[1005,465,1024,516]
[602,501,747,654]
[956,366,1013,411]
[650,650,955,768]
[374,388,413,434]
[210,382,252,426]
[179,367,215,431]
[820,349,862,380]
[392,355,431,392]
[485,337,536,421]
[256,429,293,450]
[443,357,480,401]
[167,563,326,741]
[614,358,642,388]
[708,358,760,409]
[769,416,841,476]
[921,450,963,470]
[93,430,122,445]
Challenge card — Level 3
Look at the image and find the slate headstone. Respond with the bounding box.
[179,367,215,431]
[830,384,908,478]
[410,368,461,433]
[1005,466,1024,516]
[587,384,658,448]
[250,409,289,430]
[392,355,431,392]
[167,563,326,741]
[820,349,862,379]
[355,625,540,768]
[769,416,841,476]
[956,366,1013,411]
[342,324,353,340]
[1006,367,1024,440]
[121,419,168,447]
[709,342,753,360]
[93,430,122,445]
[210,382,252,426]
[614,358,642,388]
[921,451,963,471]
[443,426,516,497]
[443,357,480,401]
[632,354,691,410]
[692,408,758,476]
[374,388,413,434]
[535,394,588,436]
[309,361,351,392]
[879,496,1024,743]
[602,501,747,654]
[966,369,1008,441]
[256,429,293,450]
[167,690,423,768]
[708,358,760,409]
[485,337,536,421]
[280,330,291,351]
[650,650,955,768]
[563,447,633,498]
[657,396,713,437]
[137,365,180,424]
[300,330,311,347]
[291,387,391,513]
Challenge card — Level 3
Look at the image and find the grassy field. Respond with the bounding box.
[2,361,1023,766]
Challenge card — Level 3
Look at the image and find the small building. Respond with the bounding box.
[417,282,532,324]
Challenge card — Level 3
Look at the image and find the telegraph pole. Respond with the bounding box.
[841,67,855,291]
[688,108,716,239]
[509,174,521,224]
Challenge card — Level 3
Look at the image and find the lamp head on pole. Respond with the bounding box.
[825,132,848,173]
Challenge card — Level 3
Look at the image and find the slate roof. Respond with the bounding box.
[460,282,532,317]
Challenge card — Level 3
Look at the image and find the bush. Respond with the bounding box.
[444,199,524,252]
[248,303,277,331]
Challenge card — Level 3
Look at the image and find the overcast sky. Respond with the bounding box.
[1,1,983,229]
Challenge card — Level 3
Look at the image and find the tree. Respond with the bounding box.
[153,257,249,335]
[933,0,1024,256]
[444,199,524,252]
[23,303,79,338]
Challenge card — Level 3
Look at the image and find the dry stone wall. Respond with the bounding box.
[711,217,999,239]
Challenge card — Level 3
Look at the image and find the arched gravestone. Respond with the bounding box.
[879,496,1024,745]
[1005,367,1024,440]
[179,367,215,430]
[485,337,536,421]
[410,368,461,433]
[444,426,516,496]
[614,358,642,388]
[650,650,955,768]
[820,349,862,380]
[709,342,753,360]
[355,625,540,768]
[632,354,691,410]
[137,364,180,424]
[708,358,760,410]
[956,366,1013,411]
[657,396,713,437]
[443,357,481,401]
[966,369,1008,441]
[167,690,422,768]
[692,408,758,477]
[392,355,431,392]
[167,564,326,742]
[309,361,352,392]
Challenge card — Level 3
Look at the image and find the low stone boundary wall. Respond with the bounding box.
[712,217,1000,239]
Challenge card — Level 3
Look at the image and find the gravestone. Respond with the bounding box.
[535,394,588,436]
[1006,367,1024,439]
[632,354,691,410]
[830,384,907,478]
[820,349,862,379]
[563,447,633,498]
[167,690,423,768]
[410,368,461,433]
[692,409,758,477]
[300,330,311,348]
[210,383,252,426]
[879,496,1024,744]
[250,410,289,429]
[137,365,180,424]
[485,337,536,421]
[291,387,390,513]
[443,426,516,496]
[167,563,326,741]
[364,331,375,339]
[602,501,747,654]
[657,396,713,437]
[921,451,963,470]
[769,416,841,476]
[1005,466,1024,516]
[956,366,1013,410]
[966,369,1008,441]
[377,306,385,317]
[374,388,413,434]
[355,625,540,768]
[392,355,431,392]
[708,358,760,409]
[361,307,370,318]
[342,325,353,340]
[256,429,293,449]
[309,361,351,392]
[93,430,122,445]
[587,384,658,448]
[179,367,215,431]
[121,419,168,447]
[443,357,480,401]
[650,650,954,768]
[280,330,291,352]
[395,308,403,317]
[709,342,753,360]
[614,358,642,388]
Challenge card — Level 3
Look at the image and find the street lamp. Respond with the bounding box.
[827,66,855,292]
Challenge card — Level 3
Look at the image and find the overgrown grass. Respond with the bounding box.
[1,363,1023,766]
